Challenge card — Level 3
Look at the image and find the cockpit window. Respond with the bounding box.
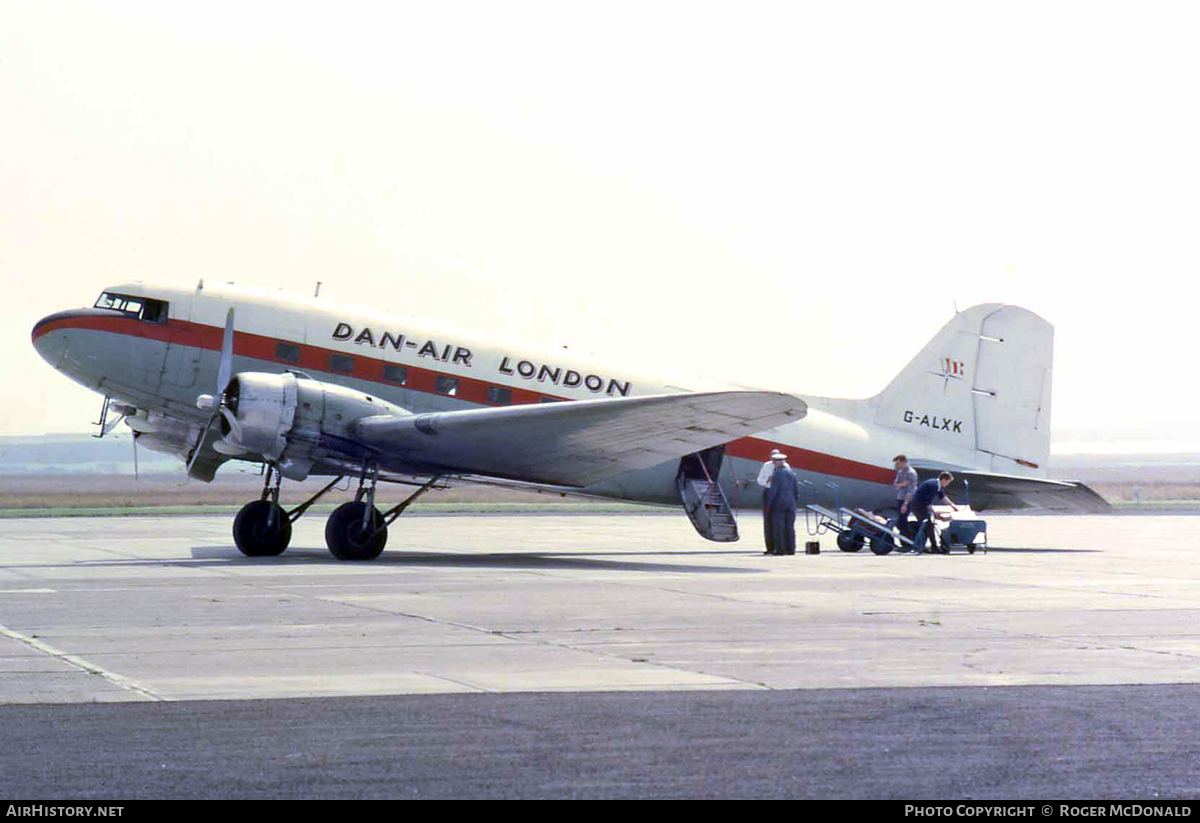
[95,293,141,313]
[94,292,168,323]
[140,300,166,323]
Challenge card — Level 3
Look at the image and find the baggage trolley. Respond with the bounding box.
[925,506,988,554]
[804,504,919,555]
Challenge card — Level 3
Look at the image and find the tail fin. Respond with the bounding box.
[873,304,1053,476]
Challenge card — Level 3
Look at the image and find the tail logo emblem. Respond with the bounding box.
[927,357,967,391]
[942,357,965,377]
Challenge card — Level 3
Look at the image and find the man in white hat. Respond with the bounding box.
[765,451,800,555]
[757,449,790,488]
[758,449,791,554]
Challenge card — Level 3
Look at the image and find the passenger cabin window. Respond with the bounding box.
[435,376,459,396]
[487,386,512,405]
[539,396,564,403]
[94,292,168,323]
[382,365,408,385]
[275,342,301,364]
[329,353,355,374]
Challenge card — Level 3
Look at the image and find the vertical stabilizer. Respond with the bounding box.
[873,304,1053,476]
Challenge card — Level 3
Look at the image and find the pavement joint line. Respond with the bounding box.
[969,625,1200,660]
[290,588,774,692]
[411,670,491,692]
[483,626,775,691]
[305,559,788,689]
[0,623,169,702]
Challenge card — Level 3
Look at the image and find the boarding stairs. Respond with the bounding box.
[676,446,739,542]
[680,479,739,542]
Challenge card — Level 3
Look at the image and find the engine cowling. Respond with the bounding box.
[127,412,202,461]
[213,372,410,480]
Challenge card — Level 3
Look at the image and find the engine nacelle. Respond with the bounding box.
[129,413,202,461]
[216,372,410,480]
[220,373,296,459]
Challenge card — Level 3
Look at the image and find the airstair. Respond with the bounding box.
[676,446,739,542]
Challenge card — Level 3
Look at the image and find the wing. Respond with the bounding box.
[912,465,1111,513]
[352,390,806,487]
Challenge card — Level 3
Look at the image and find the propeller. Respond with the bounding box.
[187,307,237,473]
[132,431,139,482]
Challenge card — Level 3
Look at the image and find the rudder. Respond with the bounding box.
[873,304,1053,476]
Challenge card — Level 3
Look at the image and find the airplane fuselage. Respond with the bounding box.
[32,281,1016,515]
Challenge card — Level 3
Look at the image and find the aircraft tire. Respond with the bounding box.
[232,500,292,557]
[325,502,388,561]
[837,532,864,552]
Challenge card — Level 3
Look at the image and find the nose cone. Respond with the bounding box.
[32,307,122,372]
[31,311,73,368]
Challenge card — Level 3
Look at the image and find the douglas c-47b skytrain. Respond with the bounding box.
[31,281,1108,560]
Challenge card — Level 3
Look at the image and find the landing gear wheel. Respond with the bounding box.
[233,500,292,557]
[837,531,865,552]
[326,501,388,561]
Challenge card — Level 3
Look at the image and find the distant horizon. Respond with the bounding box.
[4,430,1199,461]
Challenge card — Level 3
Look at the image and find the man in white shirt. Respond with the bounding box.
[758,449,789,488]
[758,449,790,553]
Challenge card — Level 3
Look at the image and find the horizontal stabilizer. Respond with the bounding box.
[352,390,806,487]
[911,464,1111,513]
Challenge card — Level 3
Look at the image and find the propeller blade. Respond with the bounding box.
[185,306,237,477]
[186,414,217,474]
[218,405,245,445]
[132,432,139,481]
[217,307,235,397]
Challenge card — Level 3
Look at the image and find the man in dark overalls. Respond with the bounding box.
[910,471,958,554]
[765,453,800,556]
[758,449,789,554]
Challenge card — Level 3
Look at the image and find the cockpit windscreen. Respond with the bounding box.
[95,292,168,323]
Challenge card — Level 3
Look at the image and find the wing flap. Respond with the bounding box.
[352,390,806,487]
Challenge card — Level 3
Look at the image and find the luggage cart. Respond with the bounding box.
[924,506,988,554]
[804,501,920,556]
[801,480,982,556]
[918,477,989,554]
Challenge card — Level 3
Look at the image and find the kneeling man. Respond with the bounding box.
[911,471,957,554]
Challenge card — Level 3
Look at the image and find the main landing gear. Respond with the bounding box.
[230,465,441,561]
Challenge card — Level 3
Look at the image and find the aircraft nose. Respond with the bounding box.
[31,312,71,367]
[31,308,109,369]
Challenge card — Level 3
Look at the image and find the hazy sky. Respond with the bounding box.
[4,2,1198,448]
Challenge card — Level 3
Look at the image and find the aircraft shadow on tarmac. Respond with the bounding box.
[183,544,1100,569]
[979,546,1101,553]
[0,547,1099,574]
[188,546,762,574]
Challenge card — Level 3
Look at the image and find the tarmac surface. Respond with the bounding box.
[0,512,1197,798]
